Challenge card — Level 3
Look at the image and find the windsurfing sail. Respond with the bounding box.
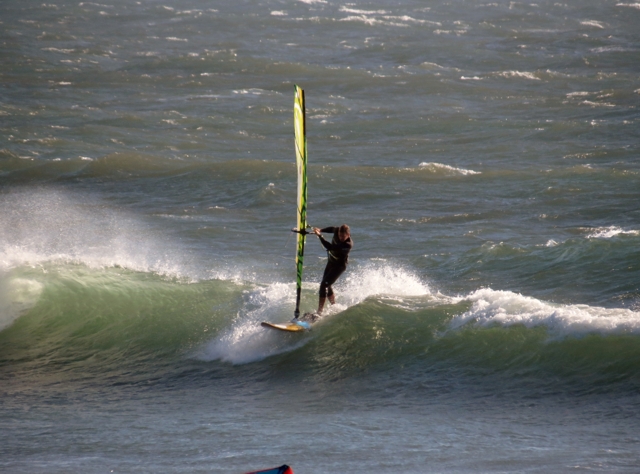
[293,84,308,319]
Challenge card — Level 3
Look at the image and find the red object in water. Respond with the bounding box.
[244,464,293,474]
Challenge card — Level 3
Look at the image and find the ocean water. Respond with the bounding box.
[1,0,640,472]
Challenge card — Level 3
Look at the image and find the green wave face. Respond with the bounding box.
[0,264,244,387]
[3,261,640,399]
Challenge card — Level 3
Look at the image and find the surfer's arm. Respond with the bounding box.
[318,234,332,251]
[312,226,337,235]
[318,235,352,257]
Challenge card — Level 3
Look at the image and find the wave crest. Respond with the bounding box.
[451,288,640,337]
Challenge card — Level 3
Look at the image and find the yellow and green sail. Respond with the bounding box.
[293,85,308,318]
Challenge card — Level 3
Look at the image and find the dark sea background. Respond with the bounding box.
[1,0,640,472]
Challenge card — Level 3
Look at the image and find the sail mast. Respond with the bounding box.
[293,85,307,319]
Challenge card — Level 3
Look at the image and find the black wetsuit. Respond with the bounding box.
[317,227,353,298]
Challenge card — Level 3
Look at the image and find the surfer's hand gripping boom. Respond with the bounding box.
[291,227,312,236]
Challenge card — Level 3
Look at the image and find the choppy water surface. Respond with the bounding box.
[1,0,640,472]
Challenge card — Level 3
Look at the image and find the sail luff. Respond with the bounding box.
[293,85,307,318]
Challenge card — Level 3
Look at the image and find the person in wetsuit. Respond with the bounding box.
[312,224,353,314]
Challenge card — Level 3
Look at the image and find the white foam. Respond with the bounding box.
[232,88,275,96]
[580,100,616,107]
[566,91,591,98]
[340,7,388,15]
[383,15,432,25]
[340,15,387,26]
[586,226,640,239]
[616,3,640,9]
[78,2,113,7]
[451,288,640,337]
[496,70,541,80]
[339,262,431,307]
[197,282,307,364]
[198,261,432,364]
[580,20,606,28]
[418,162,481,175]
[42,47,75,54]
[420,62,446,70]
[337,8,429,28]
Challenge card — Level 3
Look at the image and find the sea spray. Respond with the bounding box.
[0,188,194,278]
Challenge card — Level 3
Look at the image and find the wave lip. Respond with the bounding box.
[0,276,43,331]
[452,288,640,337]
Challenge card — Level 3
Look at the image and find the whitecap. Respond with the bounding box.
[496,70,541,80]
[580,20,606,28]
[233,88,269,95]
[420,62,446,69]
[580,100,616,108]
[340,15,387,26]
[42,47,75,54]
[586,226,640,239]
[566,91,591,98]
[340,7,388,15]
[340,261,431,305]
[382,15,432,25]
[451,288,640,337]
[418,162,481,176]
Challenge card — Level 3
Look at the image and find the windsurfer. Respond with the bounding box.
[312,224,353,314]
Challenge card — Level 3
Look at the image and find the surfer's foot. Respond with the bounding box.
[317,297,326,315]
[300,312,320,323]
[328,294,336,305]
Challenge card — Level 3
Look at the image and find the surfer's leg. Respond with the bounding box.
[318,262,346,312]
[327,288,336,305]
[317,297,326,314]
